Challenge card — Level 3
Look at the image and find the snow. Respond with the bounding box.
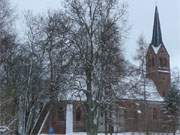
[175,79,180,91]
[144,79,164,102]
[66,104,73,135]
[60,66,165,102]
[152,44,161,54]
[158,70,170,73]
[120,77,164,102]
[137,110,142,114]
[80,133,179,135]
[0,126,9,133]
[40,132,180,135]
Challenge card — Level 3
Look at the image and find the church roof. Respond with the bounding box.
[151,6,163,47]
[119,75,164,102]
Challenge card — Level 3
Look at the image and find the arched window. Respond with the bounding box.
[58,107,65,121]
[148,56,155,67]
[159,57,163,67]
[152,108,158,120]
[152,57,155,66]
[76,107,81,121]
[163,58,167,67]
[159,57,167,67]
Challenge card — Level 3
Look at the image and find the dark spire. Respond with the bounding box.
[151,6,163,47]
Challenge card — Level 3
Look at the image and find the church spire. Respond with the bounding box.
[151,6,163,47]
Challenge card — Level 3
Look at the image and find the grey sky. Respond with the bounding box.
[11,0,180,70]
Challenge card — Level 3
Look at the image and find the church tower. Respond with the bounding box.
[146,6,171,97]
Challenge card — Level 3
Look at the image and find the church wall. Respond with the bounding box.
[41,103,66,134]
[146,45,171,97]
[38,99,174,134]
[122,100,173,132]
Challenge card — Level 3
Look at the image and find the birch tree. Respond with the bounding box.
[16,11,74,135]
[66,0,128,134]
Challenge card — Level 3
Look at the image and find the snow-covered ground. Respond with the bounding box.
[41,132,180,135]
[74,133,179,135]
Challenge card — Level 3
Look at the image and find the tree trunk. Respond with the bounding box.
[105,110,108,135]
[17,96,25,135]
[86,110,98,135]
[85,68,98,135]
[173,119,176,135]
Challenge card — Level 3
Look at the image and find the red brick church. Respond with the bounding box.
[31,6,172,135]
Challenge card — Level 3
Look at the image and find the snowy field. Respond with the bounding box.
[41,132,180,135]
[74,133,180,135]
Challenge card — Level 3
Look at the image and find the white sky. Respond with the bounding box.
[11,0,180,70]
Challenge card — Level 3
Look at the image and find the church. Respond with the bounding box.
[31,6,172,135]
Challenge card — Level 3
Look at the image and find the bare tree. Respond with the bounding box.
[66,0,128,134]
[96,19,125,134]
[133,35,150,134]
[16,11,74,135]
[0,0,17,134]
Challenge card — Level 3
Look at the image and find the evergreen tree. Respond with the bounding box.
[164,83,180,134]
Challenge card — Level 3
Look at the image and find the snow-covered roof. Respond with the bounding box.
[152,44,161,54]
[119,76,164,102]
[58,71,164,102]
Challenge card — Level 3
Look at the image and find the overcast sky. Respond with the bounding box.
[11,0,180,70]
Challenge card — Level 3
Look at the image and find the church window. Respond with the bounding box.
[152,108,158,120]
[152,57,155,66]
[159,57,167,67]
[58,106,65,121]
[76,107,81,121]
[159,57,163,66]
[163,58,167,66]
[149,56,155,67]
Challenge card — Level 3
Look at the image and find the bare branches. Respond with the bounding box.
[65,0,128,134]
